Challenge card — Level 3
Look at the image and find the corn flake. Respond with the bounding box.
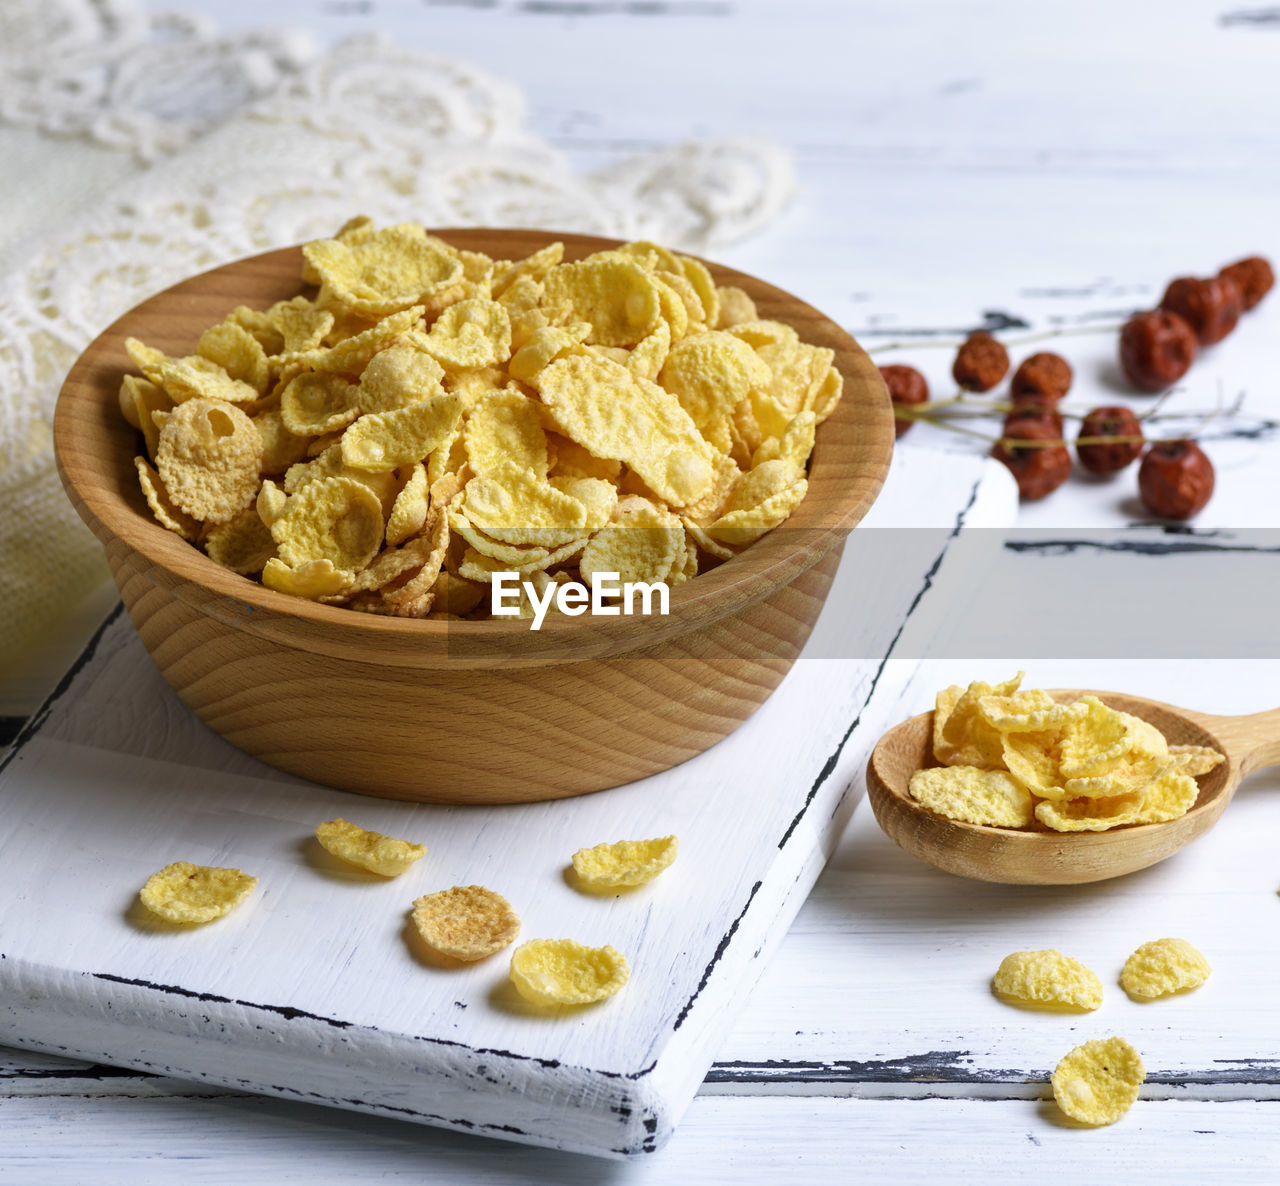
[543,255,660,347]
[1052,1037,1145,1126]
[1169,745,1226,777]
[205,505,275,575]
[908,766,1034,828]
[271,476,384,572]
[314,817,425,876]
[992,949,1103,1011]
[509,938,630,1006]
[535,353,716,508]
[155,397,263,524]
[412,885,521,961]
[571,836,678,889]
[340,394,462,472]
[1120,938,1211,999]
[135,456,199,540]
[139,861,257,925]
[303,224,461,318]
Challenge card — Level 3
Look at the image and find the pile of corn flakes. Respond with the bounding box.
[121,221,842,618]
[908,673,1224,832]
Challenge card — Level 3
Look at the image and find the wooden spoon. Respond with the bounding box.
[866,690,1280,884]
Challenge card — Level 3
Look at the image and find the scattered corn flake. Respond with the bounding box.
[908,766,1034,828]
[571,836,678,889]
[450,512,586,570]
[268,296,334,354]
[412,885,521,961]
[1120,938,1211,999]
[509,938,630,1006]
[314,817,425,876]
[1051,1037,1145,1126]
[991,949,1103,1011]
[139,861,257,925]
[491,241,563,299]
[256,479,288,528]
[548,475,617,531]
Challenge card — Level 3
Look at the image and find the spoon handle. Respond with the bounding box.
[1182,707,1280,777]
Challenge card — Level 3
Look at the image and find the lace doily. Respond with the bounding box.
[0,0,794,665]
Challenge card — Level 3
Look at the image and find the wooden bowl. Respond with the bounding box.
[54,229,893,804]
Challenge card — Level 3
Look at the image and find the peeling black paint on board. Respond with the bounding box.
[706,1051,978,1084]
[1004,537,1280,558]
[671,882,762,1030]
[0,602,124,779]
[1219,7,1280,27]
[851,310,1032,339]
[776,476,984,850]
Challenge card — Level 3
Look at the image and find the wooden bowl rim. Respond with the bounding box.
[55,228,893,668]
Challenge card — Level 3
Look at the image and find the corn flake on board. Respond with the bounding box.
[0,451,1014,1158]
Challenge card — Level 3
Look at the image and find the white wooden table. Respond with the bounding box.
[5,0,1280,1179]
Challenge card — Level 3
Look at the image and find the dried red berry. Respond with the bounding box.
[1138,439,1214,519]
[1010,352,1073,403]
[879,364,929,438]
[1218,255,1274,311]
[1119,310,1198,392]
[1159,276,1241,346]
[991,418,1072,501]
[1076,405,1144,475]
[952,331,1009,392]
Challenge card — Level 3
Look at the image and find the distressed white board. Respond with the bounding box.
[0,450,1015,1158]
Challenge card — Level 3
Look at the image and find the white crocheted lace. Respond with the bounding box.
[0,0,794,665]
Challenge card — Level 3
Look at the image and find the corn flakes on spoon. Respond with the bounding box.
[866,691,1280,885]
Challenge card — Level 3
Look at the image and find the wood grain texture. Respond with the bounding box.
[866,692,1280,885]
[53,230,892,803]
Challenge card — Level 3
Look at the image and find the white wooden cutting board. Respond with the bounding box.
[0,450,1015,1158]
